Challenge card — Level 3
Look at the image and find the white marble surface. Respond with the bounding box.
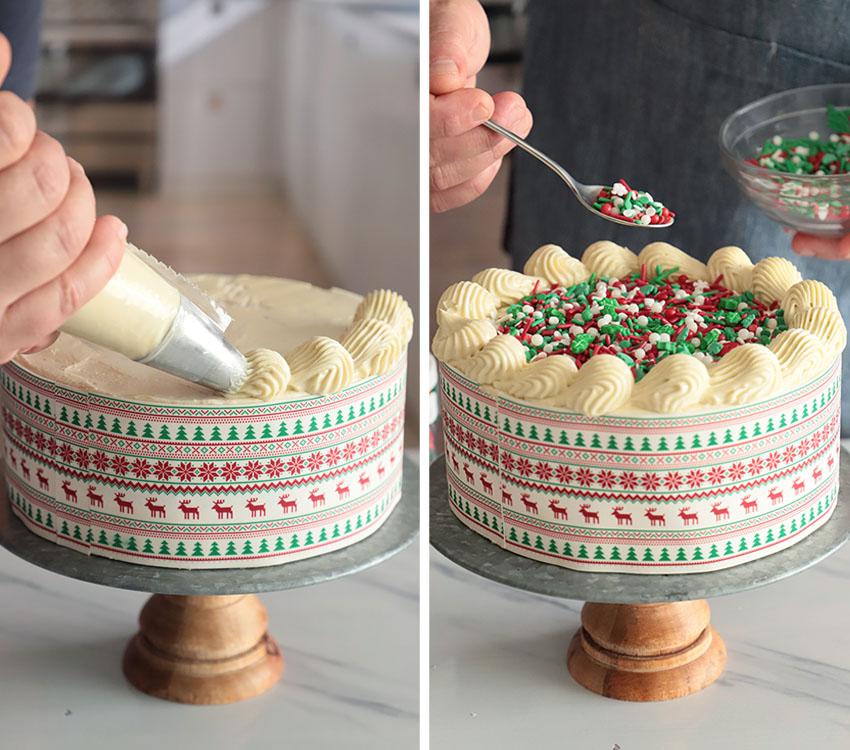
[430,541,850,748]
[0,540,418,749]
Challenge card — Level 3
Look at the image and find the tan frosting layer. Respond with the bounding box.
[23,275,405,404]
[433,242,846,416]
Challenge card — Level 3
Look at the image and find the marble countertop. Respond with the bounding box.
[0,539,418,749]
[430,541,850,748]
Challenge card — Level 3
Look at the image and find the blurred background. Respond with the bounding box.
[33,0,419,434]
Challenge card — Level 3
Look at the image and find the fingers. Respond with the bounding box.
[0,91,37,169]
[1,216,126,361]
[430,157,502,213]
[20,332,59,355]
[0,34,10,88]
[0,131,71,243]
[430,0,491,95]
[430,91,532,192]
[0,158,96,302]
[791,232,850,260]
[430,88,494,138]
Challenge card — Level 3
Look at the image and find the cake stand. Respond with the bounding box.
[430,455,850,702]
[0,458,418,706]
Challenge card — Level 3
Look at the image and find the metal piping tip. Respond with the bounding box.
[137,296,248,393]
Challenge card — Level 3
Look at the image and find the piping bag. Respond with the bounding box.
[59,243,249,394]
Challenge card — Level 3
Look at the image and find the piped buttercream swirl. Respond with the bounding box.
[496,355,578,401]
[229,348,290,400]
[457,335,526,384]
[638,242,708,280]
[707,246,753,293]
[523,244,590,287]
[794,306,847,358]
[471,268,544,306]
[353,289,414,344]
[339,318,403,378]
[432,318,497,361]
[581,240,639,279]
[767,328,829,387]
[563,355,633,416]
[750,257,802,304]
[436,281,498,327]
[781,280,839,327]
[703,345,782,406]
[287,336,355,394]
[632,354,709,413]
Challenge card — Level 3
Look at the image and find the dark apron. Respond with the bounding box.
[507,0,850,432]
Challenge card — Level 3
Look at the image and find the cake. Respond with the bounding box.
[2,275,411,568]
[433,241,845,573]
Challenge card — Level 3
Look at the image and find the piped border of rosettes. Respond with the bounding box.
[275,289,413,396]
[432,241,847,417]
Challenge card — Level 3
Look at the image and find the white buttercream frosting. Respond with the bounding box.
[353,289,414,345]
[523,244,590,287]
[703,344,783,406]
[471,268,544,306]
[638,242,708,280]
[751,257,803,304]
[782,280,839,327]
[436,281,498,327]
[497,355,579,401]
[457,335,527,384]
[633,354,709,413]
[339,318,403,379]
[563,355,633,416]
[431,318,498,362]
[581,240,639,279]
[707,246,754,293]
[287,336,355,395]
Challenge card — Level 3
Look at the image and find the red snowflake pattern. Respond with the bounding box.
[707,466,726,484]
[287,455,306,474]
[342,443,357,462]
[130,458,151,478]
[477,437,489,456]
[46,437,57,456]
[535,462,553,481]
[597,470,616,489]
[358,437,371,455]
[641,473,661,491]
[515,457,534,477]
[618,471,639,490]
[747,456,764,476]
[782,445,796,464]
[575,467,595,487]
[219,462,241,481]
[152,460,173,481]
[685,470,704,488]
[370,432,381,448]
[111,456,131,475]
[23,425,33,444]
[554,465,574,484]
[91,450,109,471]
[174,462,196,482]
[33,432,46,452]
[265,458,287,477]
[324,449,341,467]
[242,460,263,480]
[664,472,684,490]
[765,452,781,471]
[490,443,500,462]
[727,462,745,481]
[799,437,811,455]
[502,453,516,473]
[75,449,90,468]
[196,462,219,482]
[59,443,76,464]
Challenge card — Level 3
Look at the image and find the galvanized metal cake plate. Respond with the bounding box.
[430,455,850,603]
[0,458,418,595]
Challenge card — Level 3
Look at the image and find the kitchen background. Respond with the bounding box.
[36,0,419,429]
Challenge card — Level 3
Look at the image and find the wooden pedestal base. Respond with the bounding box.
[566,600,726,702]
[123,594,283,705]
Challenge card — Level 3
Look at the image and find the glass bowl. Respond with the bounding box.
[719,83,850,236]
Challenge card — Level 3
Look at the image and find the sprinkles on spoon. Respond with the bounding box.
[593,180,675,225]
[497,266,787,380]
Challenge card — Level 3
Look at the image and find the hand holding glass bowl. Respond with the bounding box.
[720,83,850,259]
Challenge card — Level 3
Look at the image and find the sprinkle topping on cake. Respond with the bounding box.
[497,266,788,379]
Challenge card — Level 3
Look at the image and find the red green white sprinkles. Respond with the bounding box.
[594,180,674,225]
[497,267,787,380]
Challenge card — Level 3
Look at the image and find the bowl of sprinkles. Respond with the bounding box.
[720,83,850,235]
[497,265,787,381]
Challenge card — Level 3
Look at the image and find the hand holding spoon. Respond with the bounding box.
[483,120,674,228]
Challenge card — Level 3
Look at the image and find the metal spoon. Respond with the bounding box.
[483,120,674,228]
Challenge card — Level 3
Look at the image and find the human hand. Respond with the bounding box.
[430,0,532,213]
[0,33,126,363]
[791,232,850,260]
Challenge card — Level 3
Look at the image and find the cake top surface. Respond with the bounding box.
[432,241,846,416]
[19,275,365,404]
[498,267,787,380]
